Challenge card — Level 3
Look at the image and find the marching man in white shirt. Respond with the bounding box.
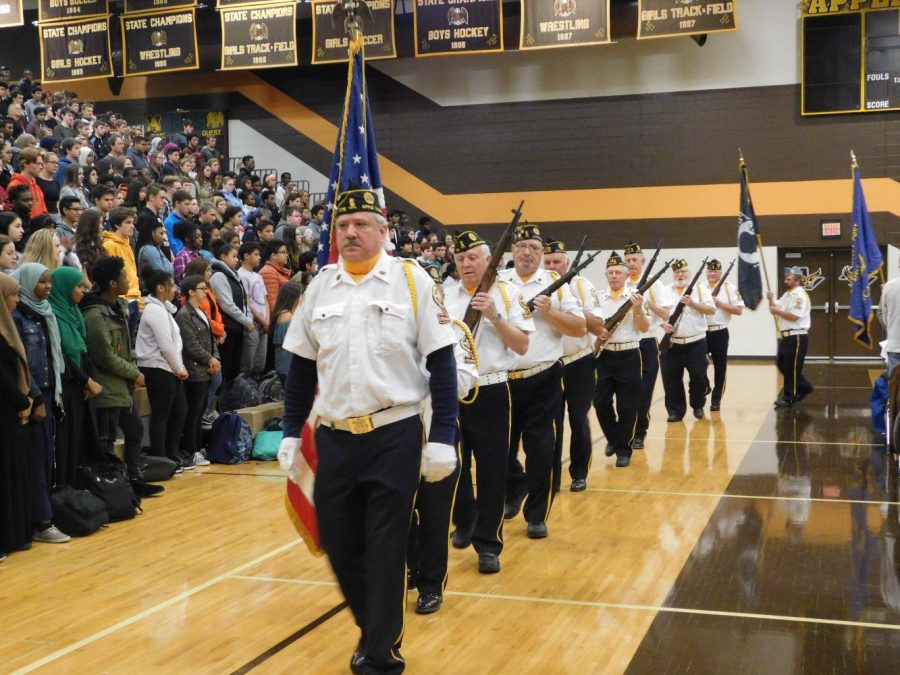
[500,224,585,540]
[661,259,716,422]
[702,259,744,412]
[444,230,532,574]
[542,237,605,492]
[595,252,649,468]
[277,188,459,674]
[768,266,814,408]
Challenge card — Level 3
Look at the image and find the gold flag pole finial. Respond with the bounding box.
[738,148,746,171]
[850,149,858,168]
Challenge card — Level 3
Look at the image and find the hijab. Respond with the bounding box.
[78,146,94,166]
[49,267,87,367]
[0,273,30,397]
[11,263,64,403]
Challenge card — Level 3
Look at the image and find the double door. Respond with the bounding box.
[778,247,885,359]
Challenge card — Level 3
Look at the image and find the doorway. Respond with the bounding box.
[778,247,885,360]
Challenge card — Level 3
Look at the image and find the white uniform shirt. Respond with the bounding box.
[662,283,716,338]
[598,287,647,344]
[701,281,745,328]
[626,275,669,338]
[880,277,900,352]
[563,275,602,355]
[444,280,534,375]
[283,252,456,420]
[776,286,812,332]
[498,268,584,370]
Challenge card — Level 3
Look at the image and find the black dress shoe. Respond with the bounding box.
[504,492,525,520]
[570,478,587,492]
[527,521,548,539]
[693,407,704,420]
[416,592,443,614]
[615,456,631,468]
[667,415,683,423]
[710,403,720,412]
[773,397,793,408]
[350,641,366,674]
[451,516,477,549]
[604,442,615,457]
[132,481,165,497]
[631,436,645,450]
[478,553,500,574]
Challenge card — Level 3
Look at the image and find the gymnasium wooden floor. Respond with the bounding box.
[3,362,899,674]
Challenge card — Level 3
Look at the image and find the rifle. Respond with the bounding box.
[594,259,673,355]
[658,258,709,352]
[462,200,524,332]
[526,240,603,311]
[710,259,736,298]
[636,240,663,288]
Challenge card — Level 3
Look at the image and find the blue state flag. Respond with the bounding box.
[317,37,384,268]
[848,165,883,349]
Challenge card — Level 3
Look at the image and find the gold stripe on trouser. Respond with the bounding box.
[587,364,597,473]
[543,376,564,522]
[792,336,800,398]
[440,421,464,593]
[397,416,427,650]
[493,382,512,546]
[627,348,643,446]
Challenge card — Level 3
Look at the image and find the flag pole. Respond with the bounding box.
[740,149,773,296]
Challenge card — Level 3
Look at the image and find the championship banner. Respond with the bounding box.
[39,0,108,23]
[40,17,112,84]
[221,2,298,71]
[121,8,199,76]
[0,0,24,28]
[312,0,396,64]
[520,0,610,50]
[124,0,196,16]
[637,0,736,40]
[414,0,503,57]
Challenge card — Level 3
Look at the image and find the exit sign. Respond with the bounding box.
[821,220,842,239]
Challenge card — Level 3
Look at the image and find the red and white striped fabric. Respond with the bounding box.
[284,415,322,556]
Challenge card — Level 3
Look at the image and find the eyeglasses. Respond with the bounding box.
[196,286,208,292]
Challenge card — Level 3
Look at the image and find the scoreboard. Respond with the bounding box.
[803,7,900,115]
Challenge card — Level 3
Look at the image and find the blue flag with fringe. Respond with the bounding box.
[848,165,883,349]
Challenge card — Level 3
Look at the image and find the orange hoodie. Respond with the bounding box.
[101,230,142,303]
[7,172,47,217]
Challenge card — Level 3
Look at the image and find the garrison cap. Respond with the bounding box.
[672,259,689,271]
[454,230,487,253]
[334,188,381,217]
[514,222,542,243]
[420,262,442,283]
[543,238,565,255]
[607,251,625,268]
[707,259,722,271]
[624,242,642,255]
[784,266,805,278]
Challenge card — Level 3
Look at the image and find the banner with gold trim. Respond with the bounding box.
[40,17,112,83]
[124,0,196,16]
[121,7,199,76]
[0,0,24,28]
[312,0,396,64]
[520,0,610,50]
[414,0,504,57]
[39,0,108,23]
[637,0,737,40]
[221,2,298,71]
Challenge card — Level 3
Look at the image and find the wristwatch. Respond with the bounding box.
[493,312,502,322]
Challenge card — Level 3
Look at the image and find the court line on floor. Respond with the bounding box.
[230,601,348,674]
[12,540,302,675]
[644,437,880,447]
[583,485,900,506]
[226,574,900,633]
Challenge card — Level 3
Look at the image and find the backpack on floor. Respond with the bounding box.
[51,486,109,537]
[79,464,141,522]
[221,373,261,412]
[207,411,253,464]
[141,455,178,482]
[252,430,283,461]
[257,370,284,403]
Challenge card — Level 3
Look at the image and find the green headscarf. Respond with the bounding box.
[49,267,87,367]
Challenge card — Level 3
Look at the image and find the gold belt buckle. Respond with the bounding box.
[347,415,374,434]
[509,370,523,380]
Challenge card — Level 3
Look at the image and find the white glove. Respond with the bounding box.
[421,442,457,483]
[278,436,301,483]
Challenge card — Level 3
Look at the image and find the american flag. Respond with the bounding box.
[316,38,385,268]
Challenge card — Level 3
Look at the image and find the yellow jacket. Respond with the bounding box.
[102,231,142,303]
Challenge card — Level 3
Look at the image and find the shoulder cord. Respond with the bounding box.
[455,318,481,405]
[402,260,419,319]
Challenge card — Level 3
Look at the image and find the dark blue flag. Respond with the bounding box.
[848,165,883,349]
[737,164,763,310]
[317,38,384,268]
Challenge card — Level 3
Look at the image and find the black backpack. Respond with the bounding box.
[257,371,284,403]
[79,464,141,522]
[221,373,261,412]
[51,486,109,537]
[141,455,178,482]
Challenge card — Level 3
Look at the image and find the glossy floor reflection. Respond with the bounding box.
[629,363,900,674]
